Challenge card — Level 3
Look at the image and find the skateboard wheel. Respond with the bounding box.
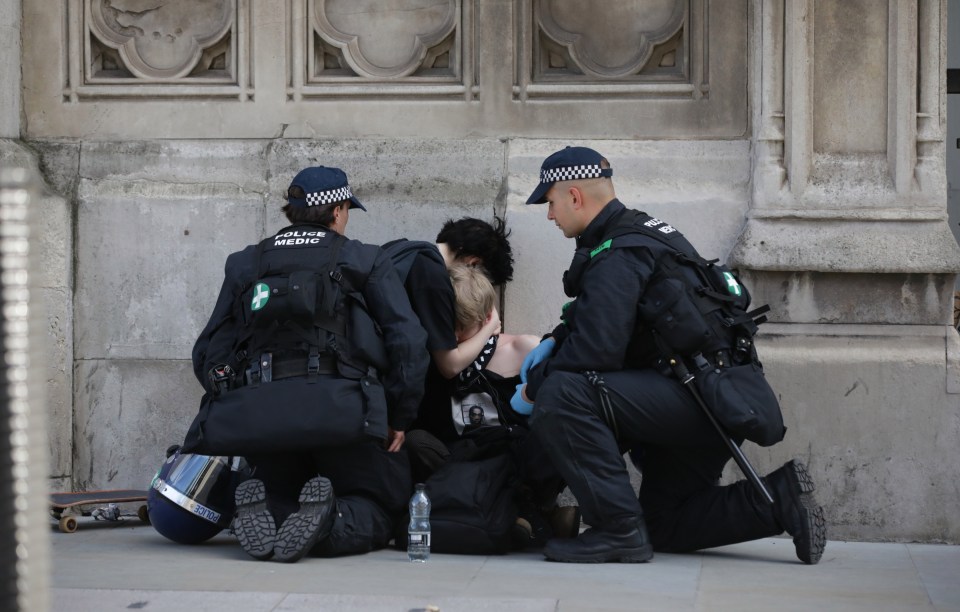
[59,516,78,533]
[137,504,150,524]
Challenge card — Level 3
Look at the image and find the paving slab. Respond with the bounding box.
[48,519,960,612]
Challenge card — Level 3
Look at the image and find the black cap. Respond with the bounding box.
[286,166,366,211]
[526,147,613,205]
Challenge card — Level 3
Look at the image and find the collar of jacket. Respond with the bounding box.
[575,199,626,250]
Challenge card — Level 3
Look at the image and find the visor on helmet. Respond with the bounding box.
[151,453,238,529]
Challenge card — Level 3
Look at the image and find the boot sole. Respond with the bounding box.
[273,476,335,563]
[544,545,654,564]
[789,462,827,565]
[233,479,275,561]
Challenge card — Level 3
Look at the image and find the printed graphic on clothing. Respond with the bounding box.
[451,392,501,436]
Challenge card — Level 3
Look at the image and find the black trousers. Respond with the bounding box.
[245,440,411,557]
[406,426,566,512]
[530,369,782,553]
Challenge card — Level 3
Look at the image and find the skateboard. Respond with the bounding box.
[50,489,150,533]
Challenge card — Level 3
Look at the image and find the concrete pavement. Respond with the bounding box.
[48,516,960,612]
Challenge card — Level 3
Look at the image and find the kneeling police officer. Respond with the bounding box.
[515,147,827,565]
[187,166,428,562]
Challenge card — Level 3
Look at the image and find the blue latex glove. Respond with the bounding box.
[520,338,556,383]
[510,383,534,415]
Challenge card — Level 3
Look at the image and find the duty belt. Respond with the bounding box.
[245,352,337,385]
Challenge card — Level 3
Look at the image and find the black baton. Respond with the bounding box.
[670,357,775,505]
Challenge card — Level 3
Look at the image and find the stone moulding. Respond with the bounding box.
[312,0,458,79]
[66,0,252,101]
[537,0,686,79]
[296,0,473,101]
[516,0,710,102]
[88,0,234,80]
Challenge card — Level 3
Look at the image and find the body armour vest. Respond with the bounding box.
[562,209,768,370]
[235,224,386,381]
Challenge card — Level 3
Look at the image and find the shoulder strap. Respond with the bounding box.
[596,209,689,256]
[600,209,769,335]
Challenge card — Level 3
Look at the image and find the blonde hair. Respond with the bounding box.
[449,264,496,332]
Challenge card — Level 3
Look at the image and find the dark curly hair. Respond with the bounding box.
[435,216,514,285]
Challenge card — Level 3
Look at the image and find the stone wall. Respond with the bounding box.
[8,0,960,542]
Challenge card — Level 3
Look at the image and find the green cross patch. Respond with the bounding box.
[722,271,742,297]
[251,282,270,311]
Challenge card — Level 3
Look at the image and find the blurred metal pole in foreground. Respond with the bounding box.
[0,165,51,611]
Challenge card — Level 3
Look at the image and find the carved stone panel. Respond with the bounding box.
[298,0,473,99]
[31,1,745,138]
[519,0,705,99]
[67,0,251,99]
[537,0,685,79]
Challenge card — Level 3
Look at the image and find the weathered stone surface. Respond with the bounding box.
[78,141,270,193]
[740,271,953,326]
[723,324,960,543]
[73,359,202,490]
[21,2,748,140]
[74,179,265,360]
[35,194,72,290]
[39,286,72,481]
[31,142,82,203]
[731,218,960,274]
[0,0,19,138]
[268,139,507,247]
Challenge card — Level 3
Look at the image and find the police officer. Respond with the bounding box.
[189,166,428,563]
[513,147,826,564]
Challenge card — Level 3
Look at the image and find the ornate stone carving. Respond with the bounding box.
[88,0,234,80]
[535,0,686,79]
[311,0,458,79]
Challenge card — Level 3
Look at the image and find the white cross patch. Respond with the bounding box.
[722,272,742,296]
[251,282,270,311]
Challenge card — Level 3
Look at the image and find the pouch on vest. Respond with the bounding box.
[235,231,346,369]
[245,270,320,329]
[637,276,713,355]
[692,362,785,447]
[181,376,383,455]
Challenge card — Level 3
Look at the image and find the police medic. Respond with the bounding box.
[187,166,428,562]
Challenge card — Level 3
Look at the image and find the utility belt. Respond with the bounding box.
[654,347,745,379]
[243,350,338,386]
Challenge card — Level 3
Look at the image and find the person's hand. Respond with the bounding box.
[510,383,534,415]
[386,428,405,452]
[486,306,502,336]
[520,337,555,383]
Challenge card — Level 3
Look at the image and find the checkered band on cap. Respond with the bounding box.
[540,164,607,184]
[304,186,353,207]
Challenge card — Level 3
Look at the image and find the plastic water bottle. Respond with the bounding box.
[407,483,431,562]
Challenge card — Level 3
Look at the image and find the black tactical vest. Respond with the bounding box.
[234,224,385,382]
[565,209,768,369]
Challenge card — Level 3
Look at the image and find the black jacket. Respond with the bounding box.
[192,223,428,430]
[526,199,677,400]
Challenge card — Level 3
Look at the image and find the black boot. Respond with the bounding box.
[543,519,653,563]
[767,460,827,565]
[233,478,276,561]
[273,476,337,563]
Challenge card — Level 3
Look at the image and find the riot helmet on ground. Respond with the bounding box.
[147,450,249,544]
